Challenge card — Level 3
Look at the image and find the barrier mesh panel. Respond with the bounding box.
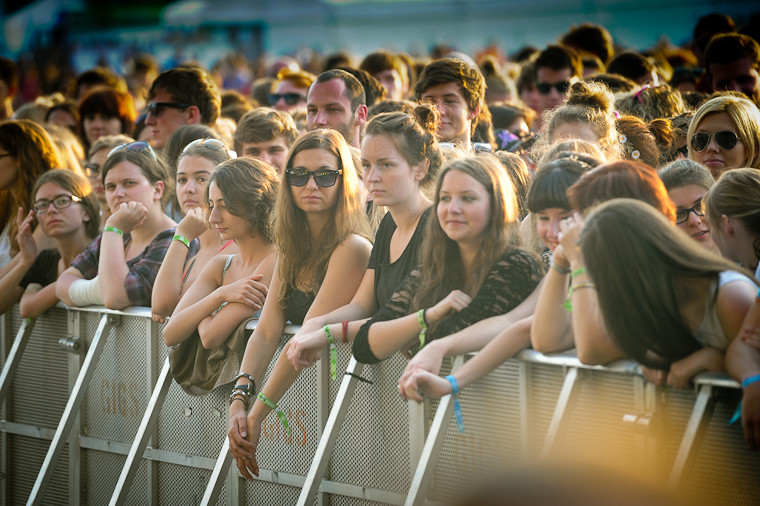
[8,434,69,505]
[10,307,70,428]
[84,449,128,504]
[85,315,148,443]
[244,479,300,505]
[155,462,211,504]
[682,389,760,506]
[526,362,564,454]
[659,387,696,474]
[329,353,411,495]
[428,358,522,504]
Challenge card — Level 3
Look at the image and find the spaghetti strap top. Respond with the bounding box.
[182,240,236,285]
[214,255,236,314]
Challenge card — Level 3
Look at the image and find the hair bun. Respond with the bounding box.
[413,103,440,134]
[565,81,614,115]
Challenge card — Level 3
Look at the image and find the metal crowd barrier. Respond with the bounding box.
[2,305,759,505]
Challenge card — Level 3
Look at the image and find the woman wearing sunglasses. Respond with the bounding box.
[151,138,239,322]
[57,141,187,310]
[228,129,372,480]
[687,95,760,178]
[0,170,100,317]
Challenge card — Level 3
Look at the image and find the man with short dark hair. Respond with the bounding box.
[145,66,221,149]
[306,69,368,148]
[533,45,583,117]
[360,51,409,101]
[415,58,486,151]
[704,33,760,105]
[234,107,298,173]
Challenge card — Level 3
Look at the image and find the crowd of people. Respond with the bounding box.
[2,12,760,481]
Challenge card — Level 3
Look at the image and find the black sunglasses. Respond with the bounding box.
[146,101,193,117]
[268,93,307,106]
[675,200,705,225]
[690,131,741,152]
[107,141,158,162]
[286,168,342,187]
[536,81,570,95]
[182,138,228,154]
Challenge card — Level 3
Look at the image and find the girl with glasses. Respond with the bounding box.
[0,170,99,317]
[56,141,187,310]
[687,95,760,177]
[227,129,373,479]
[151,137,239,322]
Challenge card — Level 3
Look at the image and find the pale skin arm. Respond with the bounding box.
[162,254,271,348]
[19,283,60,318]
[399,316,534,401]
[99,202,149,309]
[531,246,574,354]
[0,209,36,315]
[230,235,372,479]
[151,208,208,321]
[727,339,760,451]
[558,215,623,365]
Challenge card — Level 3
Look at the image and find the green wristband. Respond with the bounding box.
[173,234,191,248]
[103,226,123,236]
[570,266,586,279]
[323,325,338,380]
[417,309,427,350]
[257,392,290,437]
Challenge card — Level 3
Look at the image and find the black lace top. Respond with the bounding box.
[353,248,542,363]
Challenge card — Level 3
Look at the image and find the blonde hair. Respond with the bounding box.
[274,129,372,307]
[687,95,760,169]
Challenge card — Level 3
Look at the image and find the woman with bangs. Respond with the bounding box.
[228,129,372,479]
[151,138,239,322]
[78,87,137,150]
[687,95,760,178]
[357,154,541,400]
[56,141,186,310]
[399,152,597,401]
[0,170,100,317]
[531,160,676,367]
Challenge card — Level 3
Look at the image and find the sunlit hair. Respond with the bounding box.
[413,154,524,310]
[580,198,750,369]
[528,152,599,213]
[206,158,278,243]
[615,84,686,122]
[494,151,531,220]
[687,95,760,169]
[44,123,85,176]
[615,115,674,168]
[274,129,372,307]
[538,138,606,165]
[658,159,714,192]
[0,119,64,256]
[88,134,135,159]
[363,104,443,191]
[101,145,174,209]
[568,160,676,222]
[32,170,101,239]
[233,107,298,153]
[78,87,137,145]
[703,168,760,265]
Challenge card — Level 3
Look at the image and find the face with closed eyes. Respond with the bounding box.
[437,169,491,248]
[206,181,249,240]
[536,207,574,251]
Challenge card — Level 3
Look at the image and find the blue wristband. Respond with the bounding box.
[445,375,464,433]
[742,374,760,389]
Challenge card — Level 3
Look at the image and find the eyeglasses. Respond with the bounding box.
[182,138,228,154]
[675,201,705,225]
[268,93,307,106]
[536,81,570,95]
[690,131,741,152]
[145,101,193,117]
[107,141,158,162]
[33,194,82,215]
[84,163,101,178]
[285,168,342,187]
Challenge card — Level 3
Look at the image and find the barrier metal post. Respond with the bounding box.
[0,317,36,405]
[200,439,235,506]
[404,355,465,506]
[27,313,119,506]
[296,357,364,506]
[540,367,578,459]
[667,384,714,490]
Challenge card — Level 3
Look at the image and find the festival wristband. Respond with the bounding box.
[742,374,760,389]
[173,234,191,248]
[446,375,465,433]
[563,282,596,313]
[257,392,290,437]
[570,266,586,279]
[323,325,338,380]
[417,309,428,350]
[103,226,123,236]
[728,374,760,425]
[550,259,571,275]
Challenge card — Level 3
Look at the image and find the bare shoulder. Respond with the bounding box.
[336,233,373,254]
[717,277,757,337]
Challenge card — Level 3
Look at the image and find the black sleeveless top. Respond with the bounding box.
[283,289,316,325]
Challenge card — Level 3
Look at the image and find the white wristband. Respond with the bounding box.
[68,277,104,306]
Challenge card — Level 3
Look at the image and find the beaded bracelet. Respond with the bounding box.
[257,392,290,437]
[563,281,596,313]
[550,259,571,275]
[103,226,123,236]
[446,375,465,433]
[323,325,338,380]
[417,309,428,350]
[234,372,256,393]
[172,234,191,248]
